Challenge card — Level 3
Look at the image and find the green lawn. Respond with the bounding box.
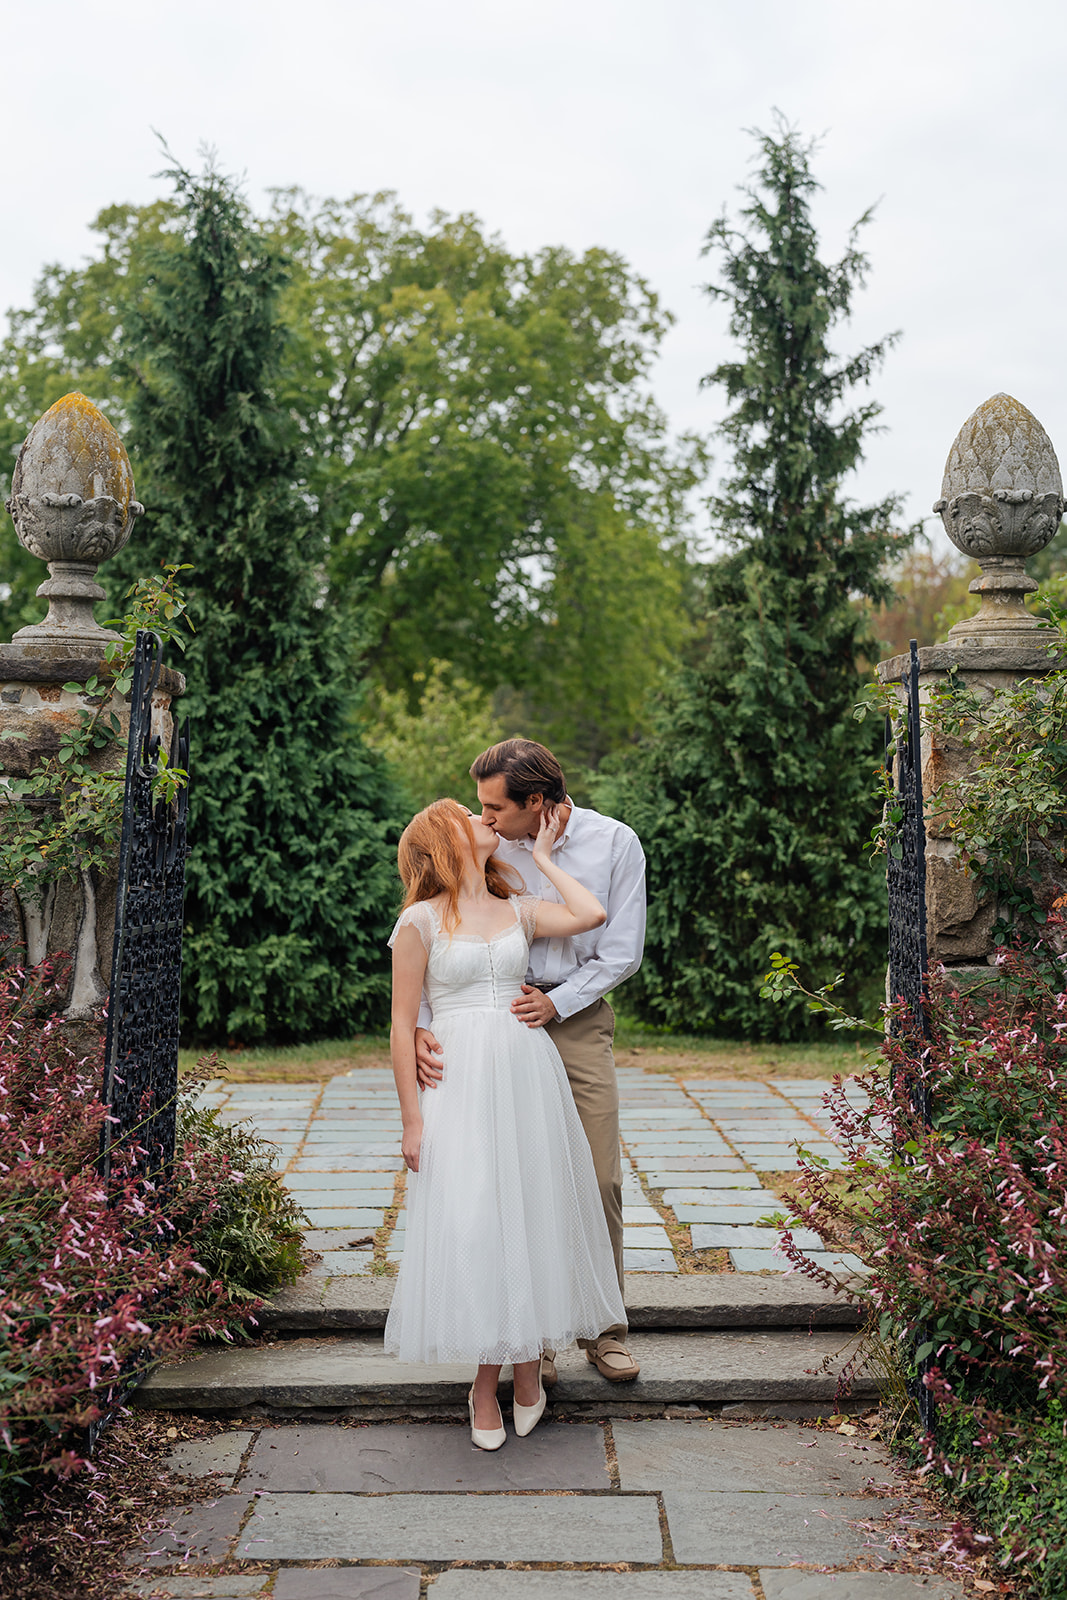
[181,1015,876,1084]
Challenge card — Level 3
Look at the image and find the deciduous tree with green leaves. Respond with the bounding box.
[113,160,405,1043]
[0,187,703,774]
[596,121,910,1038]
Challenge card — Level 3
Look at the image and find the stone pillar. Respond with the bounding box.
[877,393,1065,980]
[0,392,184,1019]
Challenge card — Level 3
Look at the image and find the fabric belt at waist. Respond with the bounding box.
[530,981,561,993]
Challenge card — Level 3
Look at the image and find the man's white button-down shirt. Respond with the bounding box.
[414,804,646,1030]
[491,804,646,1021]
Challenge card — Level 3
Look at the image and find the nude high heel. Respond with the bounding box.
[512,1374,547,1438]
[468,1387,506,1451]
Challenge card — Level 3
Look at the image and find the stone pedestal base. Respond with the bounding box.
[878,637,1062,968]
[0,644,185,1021]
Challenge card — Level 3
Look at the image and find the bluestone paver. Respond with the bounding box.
[674,1206,782,1225]
[759,1575,964,1599]
[284,1171,397,1190]
[299,1210,387,1230]
[127,1577,266,1599]
[307,1250,375,1275]
[640,1158,749,1172]
[692,1224,822,1251]
[624,1227,674,1248]
[430,1576,754,1598]
[660,1180,765,1201]
[236,1492,663,1562]
[664,1488,900,1565]
[720,1248,793,1272]
[273,1570,421,1599]
[294,1156,404,1172]
[243,1422,610,1491]
[624,1250,677,1271]
[613,1420,896,1493]
[164,1431,252,1483]
[132,1496,250,1566]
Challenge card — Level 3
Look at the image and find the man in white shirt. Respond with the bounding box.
[414,738,646,1384]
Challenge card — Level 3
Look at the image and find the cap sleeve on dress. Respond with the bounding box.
[388,901,438,953]
[516,894,540,943]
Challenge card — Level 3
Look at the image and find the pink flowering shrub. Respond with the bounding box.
[0,959,298,1526]
[777,935,1067,1595]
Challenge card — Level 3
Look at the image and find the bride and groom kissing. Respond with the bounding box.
[385,737,646,1450]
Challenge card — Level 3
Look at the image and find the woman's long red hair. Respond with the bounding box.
[397,799,520,932]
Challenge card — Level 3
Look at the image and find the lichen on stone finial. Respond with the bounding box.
[4,393,144,654]
[933,393,1065,644]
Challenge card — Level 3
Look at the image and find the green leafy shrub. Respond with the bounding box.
[176,1088,306,1296]
[934,1399,1067,1597]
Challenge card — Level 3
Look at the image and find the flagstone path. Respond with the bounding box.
[200,1067,867,1278]
[122,1417,965,1599]
[122,1070,973,1597]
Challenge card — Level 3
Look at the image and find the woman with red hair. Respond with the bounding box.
[385,798,624,1450]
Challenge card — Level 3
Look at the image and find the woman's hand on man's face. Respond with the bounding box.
[532,804,562,860]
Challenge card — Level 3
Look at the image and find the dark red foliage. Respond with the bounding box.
[0,960,252,1520]
[775,933,1067,1586]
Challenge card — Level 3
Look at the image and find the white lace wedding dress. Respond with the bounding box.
[383,894,625,1366]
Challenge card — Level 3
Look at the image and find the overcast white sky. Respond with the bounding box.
[6,0,1067,554]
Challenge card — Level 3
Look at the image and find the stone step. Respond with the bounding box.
[134,1327,876,1417]
[261,1270,862,1334]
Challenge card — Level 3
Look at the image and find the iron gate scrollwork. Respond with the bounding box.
[99,629,189,1182]
[884,637,935,1433]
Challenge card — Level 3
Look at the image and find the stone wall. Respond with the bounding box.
[0,648,184,1017]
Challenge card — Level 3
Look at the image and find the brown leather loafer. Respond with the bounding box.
[585,1336,640,1382]
[540,1348,559,1389]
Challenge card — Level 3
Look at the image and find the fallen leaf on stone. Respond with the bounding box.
[837,1422,858,1435]
[165,1427,178,1440]
[974,1584,996,1593]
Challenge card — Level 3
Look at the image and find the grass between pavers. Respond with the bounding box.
[180,1020,873,1084]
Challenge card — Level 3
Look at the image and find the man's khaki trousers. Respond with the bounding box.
[545,996,627,1343]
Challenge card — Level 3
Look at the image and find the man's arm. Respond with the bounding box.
[546,828,646,1020]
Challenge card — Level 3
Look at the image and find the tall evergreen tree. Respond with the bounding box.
[117,161,405,1042]
[596,123,910,1038]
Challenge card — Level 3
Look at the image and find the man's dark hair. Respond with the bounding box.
[470,739,567,806]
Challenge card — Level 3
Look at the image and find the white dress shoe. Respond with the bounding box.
[513,1376,547,1438]
[468,1388,506,1451]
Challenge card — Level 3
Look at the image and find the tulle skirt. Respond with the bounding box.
[384,1005,625,1366]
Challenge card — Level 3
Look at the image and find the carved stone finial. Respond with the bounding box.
[934,393,1064,644]
[4,392,143,654]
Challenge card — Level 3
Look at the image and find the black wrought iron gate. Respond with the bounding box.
[99,630,189,1182]
[884,637,935,1431]
[885,639,930,1072]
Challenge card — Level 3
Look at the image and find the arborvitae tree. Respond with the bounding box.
[597,123,910,1038]
[116,162,405,1043]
